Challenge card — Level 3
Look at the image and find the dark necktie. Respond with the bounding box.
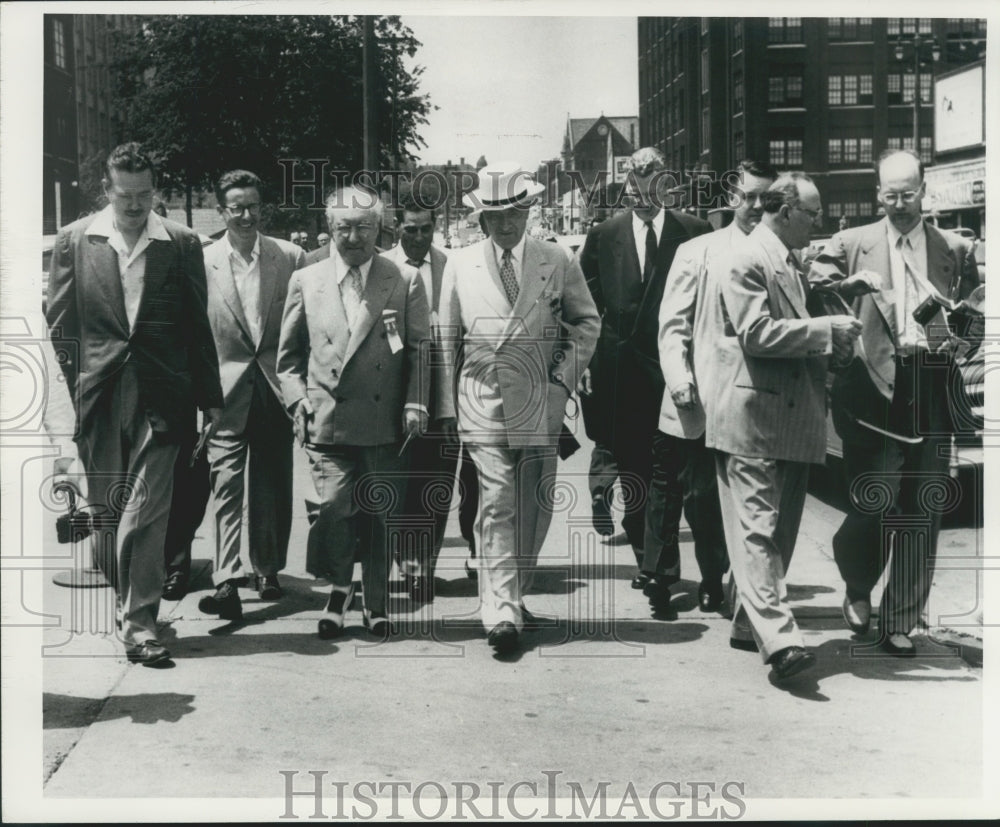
[499,248,519,306]
[406,257,423,269]
[643,220,657,283]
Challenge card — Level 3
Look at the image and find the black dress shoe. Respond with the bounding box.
[162,570,188,601]
[698,583,724,613]
[768,646,816,680]
[125,640,172,666]
[318,585,354,639]
[408,574,434,604]
[256,574,283,601]
[631,572,650,590]
[364,614,396,638]
[520,605,550,631]
[880,633,916,657]
[729,637,760,653]
[487,621,519,655]
[642,574,673,609]
[591,490,614,537]
[198,581,242,620]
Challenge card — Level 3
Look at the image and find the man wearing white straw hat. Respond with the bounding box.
[437,161,600,655]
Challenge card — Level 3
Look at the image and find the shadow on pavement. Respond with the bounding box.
[43,691,196,726]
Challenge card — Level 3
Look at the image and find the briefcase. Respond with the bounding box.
[54,482,114,544]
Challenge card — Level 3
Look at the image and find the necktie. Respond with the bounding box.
[342,265,363,333]
[499,248,519,307]
[787,252,807,304]
[643,220,657,283]
[406,257,423,269]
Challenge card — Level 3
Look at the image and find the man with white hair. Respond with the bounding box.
[277,185,430,639]
[438,161,600,655]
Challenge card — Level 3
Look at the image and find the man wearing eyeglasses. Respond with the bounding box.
[277,186,430,639]
[809,149,980,657]
[198,170,306,622]
[708,172,862,681]
[389,188,478,603]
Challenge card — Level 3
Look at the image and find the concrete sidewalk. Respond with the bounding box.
[38,438,983,808]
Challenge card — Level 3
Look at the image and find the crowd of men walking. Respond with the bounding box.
[46,141,980,683]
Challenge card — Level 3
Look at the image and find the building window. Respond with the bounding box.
[920,136,933,163]
[769,17,802,43]
[902,73,916,104]
[52,19,66,68]
[828,76,842,105]
[843,138,859,163]
[828,202,842,217]
[771,139,803,166]
[733,70,744,113]
[732,20,743,53]
[770,77,785,105]
[918,18,932,35]
[888,19,901,36]
[787,18,802,42]
[859,200,873,216]
[786,76,803,103]
[787,139,803,166]
[859,74,873,102]
[919,73,932,103]
[843,75,858,105]
[859,137,873,163]
[769,139,784,165]
[902,18,916,35]
[828,17,842,39]
[828,139,842,164]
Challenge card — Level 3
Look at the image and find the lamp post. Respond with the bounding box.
[894,33,941,150]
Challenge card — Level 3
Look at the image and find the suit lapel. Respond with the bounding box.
[86,237,129,333]
[429,246,446,312]
[770,247,809,319]
[615,213,642,291]
[481,240,516,317]
[924,223,957,298]
[257,236,279,339]
[136,239,170,325]
[861,225,897,340]
[211,244,254,347]
[501,238,554,343]
[344,256,395,365]
[315,260,351,358]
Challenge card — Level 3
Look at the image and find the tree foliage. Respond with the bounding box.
[111,15,433,231]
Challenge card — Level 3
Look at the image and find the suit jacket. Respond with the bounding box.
[657,222,745,439]
[706,223,832,464]
[205,234,306,436]
[437,236,600,448]
[808,218,979,429]
[304,243,329,267]
[579,208,712,446]
[276,252,430,446]
[46,208,223,442]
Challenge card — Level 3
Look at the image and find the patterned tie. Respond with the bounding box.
[342,265,363,333]
[643,220,657,283]
[499,248,519,306]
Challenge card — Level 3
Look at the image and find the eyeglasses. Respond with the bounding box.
[334,223,375,237]
[224,202,261,217]
[879,190,920,206]
[795,205,823,220]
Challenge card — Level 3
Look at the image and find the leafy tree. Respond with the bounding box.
[111,15,433,233]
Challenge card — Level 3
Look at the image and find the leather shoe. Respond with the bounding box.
[631,572,650,590]
[842,595,871,634]
[729,637,759,653]
[162,570,188,601]
[125,640,171,666]
[881,633,916,657]
[768,646,816,680]
[487,621,519,655]
[698,583,724,613]
[408,574,434,604]
[465,557,478,581]
[198,581,242,620]
[642,574,673,609]
[364,613,396,639]
[318,585,354,639]
[255,574,283,601]
[591,490,614,537]
[520,605,548,631]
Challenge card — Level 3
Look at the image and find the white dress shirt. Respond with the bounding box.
[490,234,527,290]
[224,233,262,345]
[886,220,933,348]
[631,208,665,276]
[391,244,434,312]
[86,205,171,330]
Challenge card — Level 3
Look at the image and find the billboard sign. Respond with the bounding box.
[934,63,984,154]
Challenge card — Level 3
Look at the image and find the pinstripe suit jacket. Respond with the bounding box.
[705,223,832,464]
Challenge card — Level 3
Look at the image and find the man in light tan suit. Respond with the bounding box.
[706,172,861,682]
[438,162,600,655]
[198,170,305,622]
[277,186,430,639]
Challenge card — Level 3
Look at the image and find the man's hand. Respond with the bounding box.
[577,368,593,397]
[830,315,863,365]
[837,270,881,298]
[403,408,428,437]
[439,417,459,445]
[203,407,224,439]
[293,398,314,446]
[670,383,698,410]
[52,455,88,501]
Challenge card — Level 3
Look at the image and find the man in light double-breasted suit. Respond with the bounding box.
[198,170,306,622]
[707,172,861,682]
[277,186,430,640]
[438,162,600,655]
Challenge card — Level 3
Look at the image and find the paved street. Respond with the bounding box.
[36,425,984,813]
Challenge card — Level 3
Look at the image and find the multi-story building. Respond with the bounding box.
[43,13,141,233]
[638,17,987,233]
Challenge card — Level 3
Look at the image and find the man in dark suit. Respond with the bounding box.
[277,185,430,639]
[809,149,981,657]
[46,142,223,665]
[708,173,861,681]
[389,189,478,603]
[579,146,711,611]
[197,170,306,621]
